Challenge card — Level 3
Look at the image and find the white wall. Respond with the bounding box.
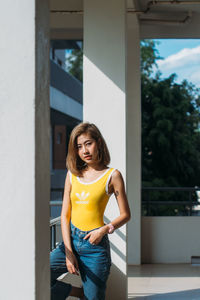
[0,1,50,299]
[142,217,200,263]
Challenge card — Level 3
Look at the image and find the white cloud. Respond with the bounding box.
[154,45,200,88]
[157,45,200,70]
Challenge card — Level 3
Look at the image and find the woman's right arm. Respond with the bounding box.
[60,171,79,275]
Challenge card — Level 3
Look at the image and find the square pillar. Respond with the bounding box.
[127,14,141,265]
[0,1,50,299]
[83,1,127,299]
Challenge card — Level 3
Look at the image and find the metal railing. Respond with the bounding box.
[50,216,61,251]
[142,187,200,216]
[50,188,64,250]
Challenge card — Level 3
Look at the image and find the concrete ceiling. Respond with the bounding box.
[50,0,200,39]
[134,0,200,38]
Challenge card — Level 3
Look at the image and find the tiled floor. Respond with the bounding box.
[128,264,200,300]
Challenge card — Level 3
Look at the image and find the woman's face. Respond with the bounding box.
[77,133,99,164]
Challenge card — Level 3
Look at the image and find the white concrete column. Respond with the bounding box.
[0,1,50,299]
[127,15,141,265]
[83,1,127,299]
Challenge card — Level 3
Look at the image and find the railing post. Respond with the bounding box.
[189,190,192,216]
[53,225,56,250]
[147,190,150,216]
[50,226,52,251]
[50,224,57,251]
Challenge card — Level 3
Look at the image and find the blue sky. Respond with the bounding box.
[153,39,200,88]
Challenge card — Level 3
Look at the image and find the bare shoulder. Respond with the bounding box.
[64,170,72,191]
[66,170,71,181]
[110,169,125,191]
[109,169,126,198]
[111,169,124,182]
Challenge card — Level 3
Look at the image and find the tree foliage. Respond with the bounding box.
[140,39,162,77]
[66,49,83,82]
[141,40,200,215]
[141,40,200,187]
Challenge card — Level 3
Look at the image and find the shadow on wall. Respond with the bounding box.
[104,215,126,261]
[106,263,127,300]
[104,215,126,242]
[103,215,127,299]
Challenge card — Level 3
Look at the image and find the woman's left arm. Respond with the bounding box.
[103,169,131,232]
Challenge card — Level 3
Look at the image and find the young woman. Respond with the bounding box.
[51,122,131,300]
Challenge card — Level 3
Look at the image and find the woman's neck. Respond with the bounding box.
[84,163,107,172]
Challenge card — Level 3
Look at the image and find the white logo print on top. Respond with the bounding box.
[75,191,90,204]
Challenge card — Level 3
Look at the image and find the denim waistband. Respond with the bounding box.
[70,221,103,237]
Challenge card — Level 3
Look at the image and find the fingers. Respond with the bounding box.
[84,231,102,244]
[73,267,80,276]
[67,264,79,275]
[83,233,99,244]
[74,267,80,276]
[83,232,91,240]
[66,256,80,276]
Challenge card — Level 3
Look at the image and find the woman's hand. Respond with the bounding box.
[65,250,80,275]
[83,227,105,245]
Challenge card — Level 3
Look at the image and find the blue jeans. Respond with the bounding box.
[50,222,112,300]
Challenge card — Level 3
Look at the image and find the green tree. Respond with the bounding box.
[141,40,200,216]
[66,49,83,82]
[140,39,162,77]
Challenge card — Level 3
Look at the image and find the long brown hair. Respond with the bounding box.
[66,122,110,176]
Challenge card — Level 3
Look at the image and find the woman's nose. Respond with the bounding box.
[83,145,89,153]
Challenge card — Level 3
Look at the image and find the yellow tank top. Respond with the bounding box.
[69,168,116,231]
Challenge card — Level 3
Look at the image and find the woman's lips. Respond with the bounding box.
[84,155,92,159]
